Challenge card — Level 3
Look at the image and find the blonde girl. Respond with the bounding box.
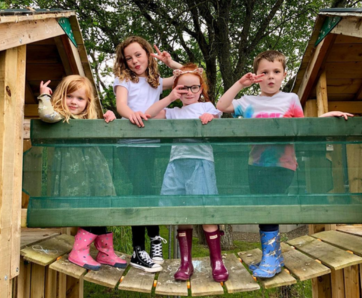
[38,75,126,271]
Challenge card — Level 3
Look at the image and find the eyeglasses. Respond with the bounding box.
[180,85,201,93]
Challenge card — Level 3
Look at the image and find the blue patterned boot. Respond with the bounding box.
[253,229,282,278]
[249,231,284,272]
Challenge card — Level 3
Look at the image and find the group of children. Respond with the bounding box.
[37,36,352,281]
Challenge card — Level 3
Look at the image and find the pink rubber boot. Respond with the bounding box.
[95,233,127,268]
[174,229,194,281]
[204,229,229,282]
[68,228,101,271]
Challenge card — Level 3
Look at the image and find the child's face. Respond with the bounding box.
[256,59,286,97]
[124,42,149,77]
[66,87,88,115]
[177,74,202,106]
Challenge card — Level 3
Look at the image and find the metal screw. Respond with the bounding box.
[4,275,8,281]
[16,267,19,273]
[19,39,22,44]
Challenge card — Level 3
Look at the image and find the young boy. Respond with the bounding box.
[217,50,304,279]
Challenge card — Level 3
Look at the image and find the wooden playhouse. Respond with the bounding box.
[2,7,362,298]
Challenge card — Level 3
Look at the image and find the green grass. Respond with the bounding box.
[83,226,312,298]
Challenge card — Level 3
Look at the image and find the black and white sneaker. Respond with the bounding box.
[130,246,162,273]
[150,235,167,265]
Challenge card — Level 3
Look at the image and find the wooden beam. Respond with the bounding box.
[0,18,65,51]
[0,45,26,296]
[328,101,362,114]
[24,104,38,118]
[331,17,362,39]
[298,34,336,105]
[304,99,318,117]
[0,11,75,25]
[316,71,328,116]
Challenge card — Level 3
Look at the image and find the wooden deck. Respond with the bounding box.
[16,226,362,297]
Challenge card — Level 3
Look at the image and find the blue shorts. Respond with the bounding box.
[161,159,218,196]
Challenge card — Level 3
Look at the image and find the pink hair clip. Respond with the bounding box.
[173,68,204,78]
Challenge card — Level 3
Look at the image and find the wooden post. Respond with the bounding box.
[316,71,328,116]
[0,45,26,297]
[312,274,332,298]
[304,99,318,117]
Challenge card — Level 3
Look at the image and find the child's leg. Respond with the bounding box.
[68,227,101,271]
[203,224,229,282]
[147,225,167,264]
[174,225,194,281]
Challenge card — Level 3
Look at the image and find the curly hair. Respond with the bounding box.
[173,63,210,102]
[52,75,98,122]
[253,50,286,74]
[113,36,160,89]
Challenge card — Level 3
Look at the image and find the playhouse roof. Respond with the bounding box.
[0,9,103,118]
[292,8,362,108]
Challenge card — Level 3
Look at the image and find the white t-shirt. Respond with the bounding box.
[113,76,163,114]
[165,102,222,162]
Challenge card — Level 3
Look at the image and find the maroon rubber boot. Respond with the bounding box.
[174,229,194,281]
[204,229,229,282]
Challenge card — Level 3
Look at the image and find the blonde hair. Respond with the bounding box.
[173,63,210,102]
[253,50,286,74]
[113,36,160,89]
[52,75,98,122]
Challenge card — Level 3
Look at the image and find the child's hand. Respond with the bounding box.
[129,111,151,128]
[238,73,264,88]
[169,85,188,101]
[199,113,215,125]
[151,45,173,68]
[103,110,116,123]
[320,111,354,120]
[40,80,52,95]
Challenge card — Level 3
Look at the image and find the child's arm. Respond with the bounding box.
[151,45,182,90]
[217,73,264,113]
[37,80,63,123]
[319,111,353,120]
[146,85,187,118]
[115,86,150,127]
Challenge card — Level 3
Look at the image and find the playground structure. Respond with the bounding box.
[2,7,362,298]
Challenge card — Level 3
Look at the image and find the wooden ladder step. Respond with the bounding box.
[118,266,155,294]
[337,224,362,236]
[288,235,362,270]
[281,242,330,280]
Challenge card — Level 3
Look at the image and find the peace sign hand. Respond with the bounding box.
[150,45,173,67]
[40,80,53,95]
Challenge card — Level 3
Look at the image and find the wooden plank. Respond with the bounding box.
[45,267,57,298]
[238,249,296,289]
[0,18,65,51]
[20,228,60,248]
[23,119,31,139]
[54,36,74,76]
[325,62,362,79]
[281,242,331,281]
[312,230,362,257]
[337,225,362,236]
[344,265,359,298]
[297,34,336,105]
[25,104,38,118]
[30,263,46,298]
[335,34,362,44]
[27,44,61,64]
[26,63,66,81]
[118,267,155,294]
[17,258,31,298]
[312,274,332,298]
[189,257,224,296]
[328,101,362,114]
[316,71,328,116]
[66,275,80,298]
[327,43,362,62]
[58,273,67,298]
[223,254,259,293]
[331,270,344,298]
[0,11,75,25]
[155,258,188,297]
[84,254,130,288]
[304,99,318,117]
[347,145,362,194]
[0,46,26,296]
[11,44,26,279]
[30,117,362,144]
[331,17,362,39]
[287,235,362,270]
[49,255,86,279]
[21,234,74,266]
[26,202,362,227]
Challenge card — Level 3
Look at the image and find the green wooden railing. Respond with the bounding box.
[24,118,362,227]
